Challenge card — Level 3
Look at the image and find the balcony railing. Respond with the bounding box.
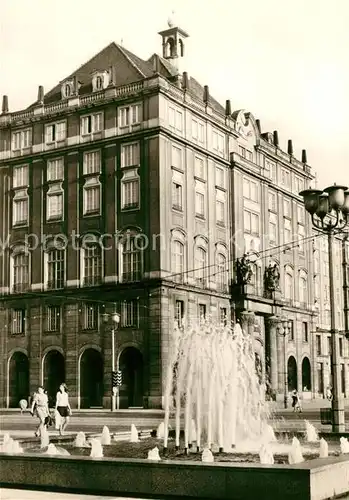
[46,279,64,290]
[83,275,102,287]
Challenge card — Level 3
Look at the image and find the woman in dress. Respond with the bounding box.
[55,383,72,435]
[30,386,49,437]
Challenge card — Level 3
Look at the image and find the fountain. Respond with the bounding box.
[90,439,103,458]
[163,319,269,452]
[74,431,89,448]
[0,435,23,454]
[340,437,349,454]
[40,427,49,448]
[156,422,167,439]
[259,443,274,465]
[305,420,318,442]
[261,424,277,443]
[147,446,161,460]
[319,438,328,458]
[201,448,214,463]
[288,437,304,464]
[101,426,111,445]
[130,424,139,443]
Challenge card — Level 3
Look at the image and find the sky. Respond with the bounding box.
[0,0,348,188]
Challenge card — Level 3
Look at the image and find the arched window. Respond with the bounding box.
[195,247,207,286]
[65,84,71,97]
[95,76,103,90]
[172,240,184,283]
[166,38,176,58]
[216,253,227,292]
[284,266,293,303]
[121,234,143,282]
[179,39,184,57]
[83,243,102,286]
[299,274,308,305]
[12,251,29,293]
[46,248,65,290]
[251,263,262,294]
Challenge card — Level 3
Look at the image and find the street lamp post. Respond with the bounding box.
[277,317,291,409]
[300,184,349,433]
[102,310,120,412]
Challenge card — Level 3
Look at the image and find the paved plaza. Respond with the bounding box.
[1,489,153,500]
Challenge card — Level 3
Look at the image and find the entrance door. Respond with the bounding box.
[9,352,29,408]
[119,347,143,408]
[80,349,104,408]
[287,356,298,392]
[43,350,65,407]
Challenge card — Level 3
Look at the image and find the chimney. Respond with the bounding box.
[273,130,279,147]
[181,72,189,91]
[287,139,293,156]
[153,56,161,75]
[37,85,44,104]
[225,100,232,116]
[302,149,307,164]
[2,95,9,114]
[256,119,261,134]
[73,76,78,95]
[203,85,209,104]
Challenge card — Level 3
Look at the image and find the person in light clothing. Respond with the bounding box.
[55,383,72,435]
[30,386,49,437]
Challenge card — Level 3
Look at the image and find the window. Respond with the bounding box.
[122,300,139,327]
[11,309,25,335]
[169,106,183,132]
[13,165,29,188]
[83,244,102,286]
[215,166,224,188]
[121,169,140,210]
[83,303,99,330]
[281,168,291,188]
[316,335,321,355]
[175,300,185,328]
[239,146,253,161]
[195,247,207,286]
[216,199,225,225]
[95,76,103,90]
[121,142,140,167]
[45,122,66,143]
[172,182,183,210]
[339,337,343,357]
[283,199,291,218]
[284,219,292,244]
[243,178,258,202]
[47,248,65,289]
[46,306,60,332]
[122,236,143,282]
[216,253,227,291]
[47,158,64,181]
[119,104,141,127]
[327,337,332,356]
[83,151,101,175]
[288,320,295,341]
[172,241,184,283]
[295,176,304,195]
[284,270,293,302]
[269,218,277,245]
[195,156,205,179]
[12,191,28,226]
[81,113,103,135]
[299,276,308,305]
[298,224,305,252]
[244,210,260,236]
[198,303,206,322]
[12,253,29,293]
[297,205,305,224]
[317,363,324,393]
[212,129,225,156]
[302,322,309,342]
[47,184,64,220]
[265,159,276,182]
[195,191,205,217]
[171,145,182,170]
[341,364,345,393]
[192,118,204,143]
[12,129,31,150]
[268,192,277,212]
[83,177,100,214]
[220,307,227,326]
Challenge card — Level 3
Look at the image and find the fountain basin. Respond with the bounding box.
[0,452,348,500]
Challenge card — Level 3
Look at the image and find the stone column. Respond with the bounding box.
[265,316,279,393]
[276,321,286,395]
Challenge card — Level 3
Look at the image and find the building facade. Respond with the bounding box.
[0,20,348,408]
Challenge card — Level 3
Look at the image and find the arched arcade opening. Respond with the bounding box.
[43,350,65,407]
[80,349,104,408]
[8,351,29,408]
[119,347,143,408]
[287,355,298,392]
[302,357,311,391]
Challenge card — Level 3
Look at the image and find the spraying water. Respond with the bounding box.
[147,446,161,460]
[101,426,111,445]
[130,424,139,443]
[304,421,318,442]
[288,437,304,464]
[0,435,23,454]
[163,319,269,451]
[319,438,328,458]
[201,448,214,462]
[259,443,274,464]
[74,431,89,448]
[40,427,49,449]
[340,437,349,454]
[90,439,103,458]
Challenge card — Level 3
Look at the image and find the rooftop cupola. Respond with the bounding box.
[158,11,189,74]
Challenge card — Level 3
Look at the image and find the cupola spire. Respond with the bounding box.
[158,11,189,75]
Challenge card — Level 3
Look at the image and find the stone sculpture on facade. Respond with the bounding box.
[235,254,253,285]
[264,263,280,292]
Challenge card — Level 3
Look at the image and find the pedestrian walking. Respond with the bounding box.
[291,389,302,413]
[55,383,72,435]
[30,386,49,437]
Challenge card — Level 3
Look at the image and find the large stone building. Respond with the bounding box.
[0,19,348,408]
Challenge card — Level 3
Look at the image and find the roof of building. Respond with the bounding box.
[30,41,225,115]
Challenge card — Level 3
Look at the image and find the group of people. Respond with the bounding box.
[29,383,72,437]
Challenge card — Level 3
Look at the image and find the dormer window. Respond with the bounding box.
[92,71,109,92]
[61,80,74,99]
